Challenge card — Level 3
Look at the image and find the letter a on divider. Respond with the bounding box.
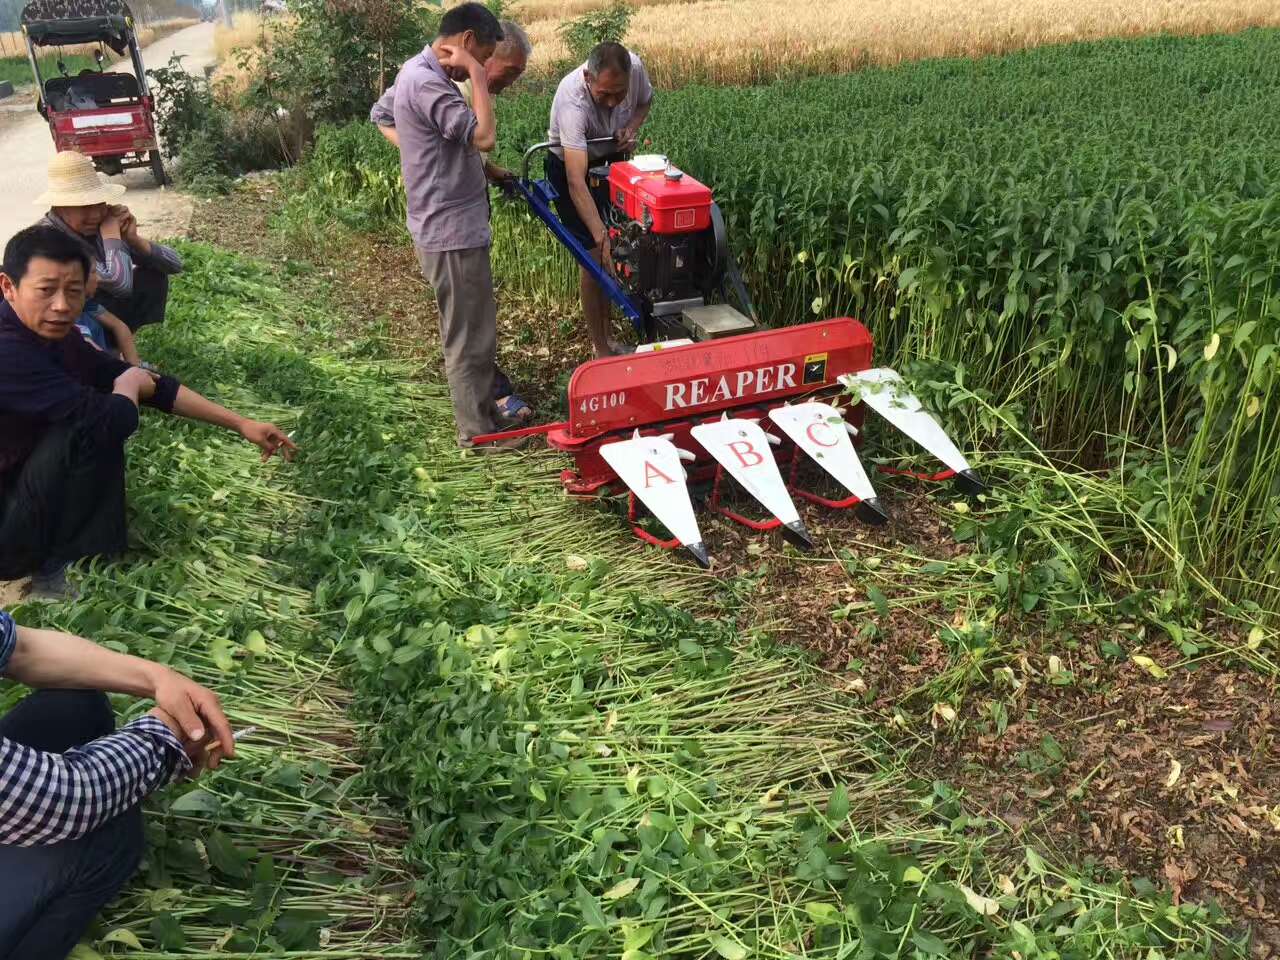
[600,433,708,566]
[643,460,674,487]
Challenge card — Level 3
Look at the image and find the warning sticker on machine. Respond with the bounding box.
[802,353,828,384]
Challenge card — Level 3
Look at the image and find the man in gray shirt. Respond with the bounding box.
[546,42,654,358]
[391,3,514,448]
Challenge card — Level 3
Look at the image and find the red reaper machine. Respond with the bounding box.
[481,144,984,566]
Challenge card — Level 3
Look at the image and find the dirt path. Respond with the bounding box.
[0,22,215,245]
[2,23,215,608]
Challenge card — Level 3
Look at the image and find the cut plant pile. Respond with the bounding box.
[3,248,418,956]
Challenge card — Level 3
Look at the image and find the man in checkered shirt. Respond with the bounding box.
[0,609,233,958]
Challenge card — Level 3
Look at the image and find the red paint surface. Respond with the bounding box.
[608,160,713,234]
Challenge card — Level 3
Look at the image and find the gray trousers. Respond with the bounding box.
[416,245,499,444]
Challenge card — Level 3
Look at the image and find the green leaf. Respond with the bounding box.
[826,783,849,821]
[866,586,890,616]
[623,924,655,952]
[98,928,145,950]
[209,636,236,673]
[710,935,749,960]
[149,911,186,950]
[575,881,608,931]
[805,901,840,924]
[1040,734,1065,764]
[958,883,1001,916]
[205,830,251,879]
[604,877,640,900]
[1024,846,1048,875]
[169,788,221,817]
[911,930,949,955]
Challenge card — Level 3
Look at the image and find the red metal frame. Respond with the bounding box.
[627,491,682,550]
[475,318,884,538]
[47,97,159,168]
[877,465,957,483]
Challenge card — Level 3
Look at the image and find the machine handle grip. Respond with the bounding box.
[520,137,628,182]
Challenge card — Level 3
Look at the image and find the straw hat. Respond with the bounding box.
[34,151,126,208]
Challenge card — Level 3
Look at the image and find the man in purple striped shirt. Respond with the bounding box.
[390,3,529,449]
[0,608,234,958]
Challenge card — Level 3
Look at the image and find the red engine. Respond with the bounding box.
[607,159,713,234]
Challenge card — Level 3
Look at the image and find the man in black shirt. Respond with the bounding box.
[0,226,296,599]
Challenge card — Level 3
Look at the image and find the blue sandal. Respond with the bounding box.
[497,393,534,423]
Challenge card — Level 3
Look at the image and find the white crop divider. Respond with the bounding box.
[690,416,812,548]
[840,369,985,493]
[599,431,709,567]
[768,403,888,523]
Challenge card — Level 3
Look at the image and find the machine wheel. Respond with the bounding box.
[150,151,170,187]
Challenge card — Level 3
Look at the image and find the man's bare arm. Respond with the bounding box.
[168,385,297,461]
[97,309,141,365]
[377,125,401,149]
[564,147,606,246]
[618,97,652,149]
[7,624,235,760]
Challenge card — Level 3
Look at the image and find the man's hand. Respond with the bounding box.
[113,365,158,404]
[100,209,124,241]
[119,210,141,246]
[148,669,236,772]
[616,124,640,154]
[485,163,514,184]
[437,43,482,76]
[239,420,297,462]
[598,233,615,276]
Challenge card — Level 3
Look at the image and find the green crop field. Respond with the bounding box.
[0,51,101,88]
[290,29,1280,616]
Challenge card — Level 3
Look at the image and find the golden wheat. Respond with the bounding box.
[210,13,293,96]
[521,0,1280,86]
[511,0,693,22]
[0,20,194,60]
[213,12,269,61]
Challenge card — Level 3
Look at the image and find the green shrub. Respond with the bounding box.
[557,1,633,64]
[149,54,287,193]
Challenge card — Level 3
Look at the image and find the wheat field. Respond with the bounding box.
[517,0,1280,85]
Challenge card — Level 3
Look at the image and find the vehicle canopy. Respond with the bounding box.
[21,0,138,52]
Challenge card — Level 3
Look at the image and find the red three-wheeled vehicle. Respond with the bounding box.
[21,0,168,185]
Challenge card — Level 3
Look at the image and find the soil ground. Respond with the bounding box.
[192,178,1280,956]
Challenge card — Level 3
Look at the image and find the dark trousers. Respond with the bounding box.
[93,266,170,332]
[0,691,145,960]
[0,418,128,580]
[545,151,620,249]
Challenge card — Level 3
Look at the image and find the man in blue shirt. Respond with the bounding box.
[0,226,296,599]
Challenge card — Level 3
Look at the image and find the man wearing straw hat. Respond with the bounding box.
[0,225,296,601]
[37,151,183,332]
